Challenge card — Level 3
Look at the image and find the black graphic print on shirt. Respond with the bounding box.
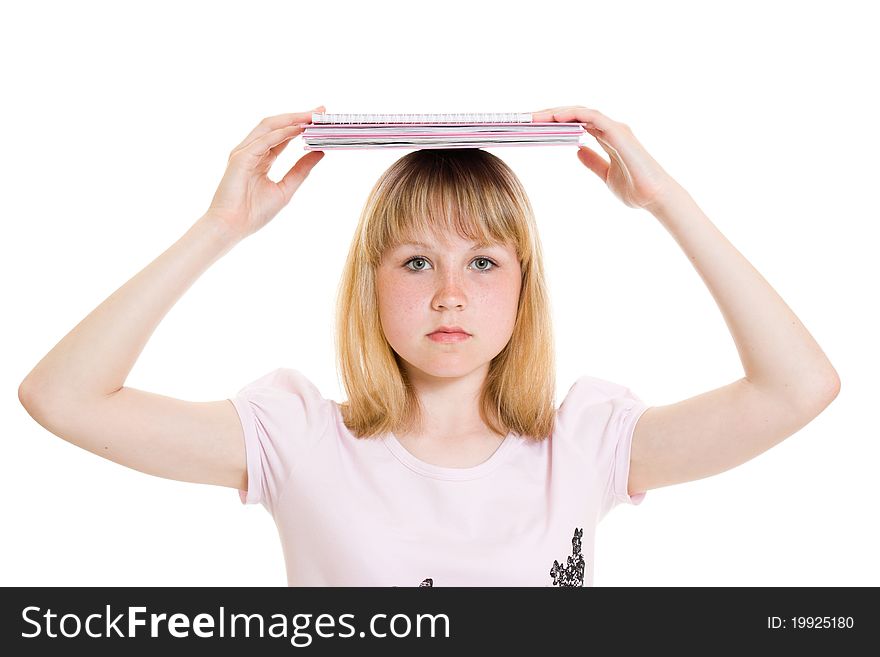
[550,527,585,587]
[393,577,433,588]
[403,527,586,587]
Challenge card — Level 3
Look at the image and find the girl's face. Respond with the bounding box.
[376,232,522,380]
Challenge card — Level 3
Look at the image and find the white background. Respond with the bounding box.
[2,0,876,587]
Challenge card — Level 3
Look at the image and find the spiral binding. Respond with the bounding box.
[310,112,533,124]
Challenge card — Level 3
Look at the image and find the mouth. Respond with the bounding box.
[427,331,472,342]
[427,325,472,337]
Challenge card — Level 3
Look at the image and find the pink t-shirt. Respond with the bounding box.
[229,368,649,587]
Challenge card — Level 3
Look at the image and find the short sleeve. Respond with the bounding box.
[557,375,650,519]
[228,368,332,511]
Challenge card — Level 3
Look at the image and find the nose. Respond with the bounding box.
[431,274,467,310]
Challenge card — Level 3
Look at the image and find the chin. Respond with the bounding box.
[405,357,485,379]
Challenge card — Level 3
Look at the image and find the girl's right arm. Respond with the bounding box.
[17,108,326,491]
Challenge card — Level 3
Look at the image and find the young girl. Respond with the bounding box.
[18,104,840,587]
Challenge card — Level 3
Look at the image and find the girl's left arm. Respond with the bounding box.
[533,106,840,496]
[648,183,839,400]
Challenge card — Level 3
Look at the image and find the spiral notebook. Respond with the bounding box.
[301,112,586,151]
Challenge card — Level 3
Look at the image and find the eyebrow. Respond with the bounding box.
[395,241,497,250]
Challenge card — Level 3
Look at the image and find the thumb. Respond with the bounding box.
[577,144,609,182]
[277,150,325,203]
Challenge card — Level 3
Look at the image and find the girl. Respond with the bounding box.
[18,104,840,587]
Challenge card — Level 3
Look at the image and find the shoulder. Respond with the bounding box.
[236,367,322,395]
[555,374,647,444]
[560,375,642,410]
[234,368,331,410]
[232,367,333,433]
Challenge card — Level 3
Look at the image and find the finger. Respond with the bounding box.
[553,107,606,127]
[530,105,565,115]
[233,106,326,152]
[277,151,325,203]
[576,144,610,181]
[583,134,636,193]
[269,133,294,159]
[532,106,614,132]
[531,105,580,114]
[241,124,306,161]
[239,106,324,148]
[530,106,575,122]
[583,126,633,170]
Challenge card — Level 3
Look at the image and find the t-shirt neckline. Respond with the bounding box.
[382,430,518,481]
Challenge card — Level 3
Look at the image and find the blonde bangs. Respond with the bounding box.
[361,150,531,268]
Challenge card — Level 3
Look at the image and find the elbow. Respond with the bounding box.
[18,377,55,421]
[818,360,841,400]
[18,378,36,411]
[18,378,45,419]
[805,368,841,414]
[19,382,42,427]
[824,368,841,404]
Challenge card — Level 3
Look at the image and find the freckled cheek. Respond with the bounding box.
[498,276,523,331]
[378,283,423,341]
[484,294,519,336]
[379,275,518,338]
[386,283,423,313]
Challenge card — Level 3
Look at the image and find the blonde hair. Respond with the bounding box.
[334,148,556,442]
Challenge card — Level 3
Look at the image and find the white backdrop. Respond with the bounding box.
[2,0,876,587]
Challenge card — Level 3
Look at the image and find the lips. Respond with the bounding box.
[427,331,472,343]
[428,325,471,336]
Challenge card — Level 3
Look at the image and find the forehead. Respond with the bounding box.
[390,231,508,250]
[394,240,498,251]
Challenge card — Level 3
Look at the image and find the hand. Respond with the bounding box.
[205,106,326,241]
[531,105,680,211]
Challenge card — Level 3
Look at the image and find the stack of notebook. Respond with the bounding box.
[301,112,585,150]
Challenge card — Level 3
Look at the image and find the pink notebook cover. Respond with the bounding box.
[301,122,586,150]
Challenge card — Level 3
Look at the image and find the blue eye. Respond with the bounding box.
[403,256,498,273]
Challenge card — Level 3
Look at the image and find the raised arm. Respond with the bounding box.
[532,106,840,495]
[18,108,325,489]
